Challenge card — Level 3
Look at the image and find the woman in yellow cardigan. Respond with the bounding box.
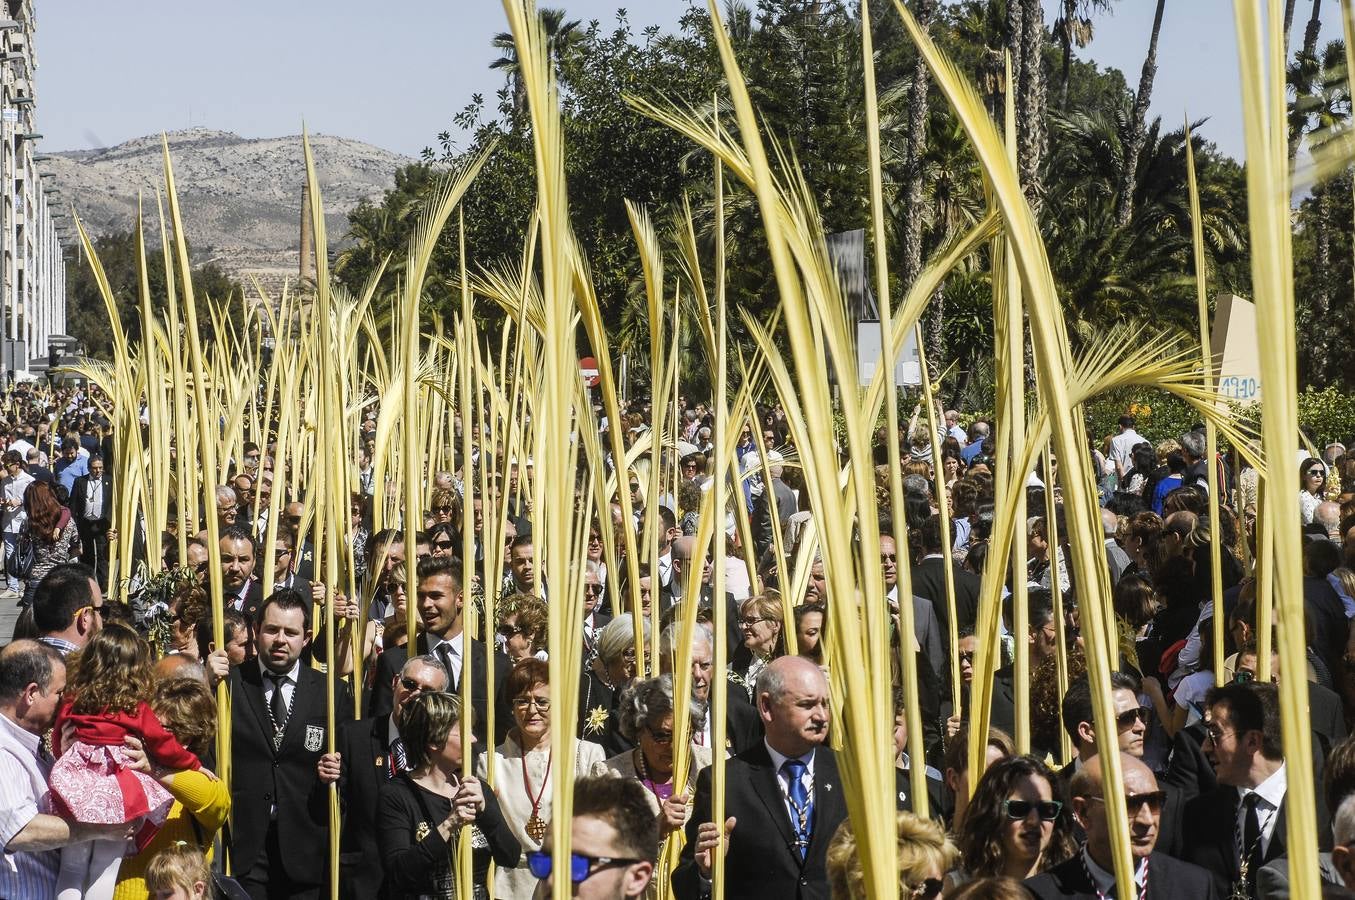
[113,675,230,900]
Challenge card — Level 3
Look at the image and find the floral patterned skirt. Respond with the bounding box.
[49,740,174,851]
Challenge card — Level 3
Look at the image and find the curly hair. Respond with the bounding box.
[956,755,1077,879]
[150,676,216,758]
[1030,649,1088,757]
[615,674,701,743]
[827,812,958,899]
[67,621,153,715]
[498,593,548,653]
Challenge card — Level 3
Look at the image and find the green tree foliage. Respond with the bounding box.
[65,230,238,360]
[335,2,1355,393]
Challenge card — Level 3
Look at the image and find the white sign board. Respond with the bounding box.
[1209,293,1261,405]
[857,321,922,388]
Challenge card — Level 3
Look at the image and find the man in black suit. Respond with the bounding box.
[68,455,113,590]
[1026,752,1219,899]
[229,589,353,900]
[581,560,611,659]
[1182,682,1330,898]
[1234,640,1347,760]
[673,656,912,900]
[220,525,264,653]
[911,514,981,635]
[370,554,509,745]
[749,451,797,557]
[320,652,448,900]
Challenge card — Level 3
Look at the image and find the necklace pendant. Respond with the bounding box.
[526,814,547,843]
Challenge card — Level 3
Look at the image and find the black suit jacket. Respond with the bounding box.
[228,661,354,887]
[911,556,981,634]
[68,474,113,530]
[1024,850,1219,900]
[371,632,509,746]
[1305,577,1348,680]
[1182,783,1332,896]
[673,744,915,900]
[336,714,398,900]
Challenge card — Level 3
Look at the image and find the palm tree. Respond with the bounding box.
[1012,0,1049,216]
[899,0,939,298]
[1288,0,1326,161]
[489,7,583,117]
[1116,0,1166,226]
[1052,0,1116,107]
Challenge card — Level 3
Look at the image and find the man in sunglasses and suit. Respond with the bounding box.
[673,656,919,900]
[1025,753,1219,899]
[319,653,448,900]
[1057,672,1185,856]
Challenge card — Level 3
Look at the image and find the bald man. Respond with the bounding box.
[673,657,921,900]
[1026,753,1218,899]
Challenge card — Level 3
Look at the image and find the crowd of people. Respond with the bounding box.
[1,384,1355,899]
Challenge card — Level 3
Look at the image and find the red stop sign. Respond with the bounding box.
[579,356,600,387]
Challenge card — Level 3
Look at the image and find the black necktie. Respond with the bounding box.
[266,672,290,734]
[435,643,458,690]
[1241,792,1263,889]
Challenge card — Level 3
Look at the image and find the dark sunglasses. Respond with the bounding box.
[399,677,437,693]
[526,851,643,883]
[498,624,527,638]
[1115,706,1152,730]
[432,540,455,550]
[1003,799,1062,821]
[583,583,603,595]
[1086,790,1166,817]
[433,505,454,514]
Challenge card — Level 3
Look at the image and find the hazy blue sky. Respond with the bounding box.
[34,1,1349,161]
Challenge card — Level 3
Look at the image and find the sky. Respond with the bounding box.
[33,1,1352,162]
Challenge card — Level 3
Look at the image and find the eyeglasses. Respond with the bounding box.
[958,651,974,665]
[644,726,673,744]
[498,624,528,638]
[433,505,454,514]
[399,677,439,693]
[1310,470,1327,478]
[512,697,551,711]
[583,583,603,595]
[911,878,945,900]
[1086,791,1167,817]
[738,616,769,626]
[1115,706,1152,730]
[1003,799,1062,821]
[75,604,104,621]
[526,851,644,884]
[1204,725,1244,745]
[432,540,455,551]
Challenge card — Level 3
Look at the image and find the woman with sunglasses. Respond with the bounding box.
[951,755,1076,887]
[497,593,548,663]
[729,593,786,701]
[1300,456,1329,525]
[378,691,519,899]
[827,811,958,900]
[479,658,605,899]
[595,675,710,846]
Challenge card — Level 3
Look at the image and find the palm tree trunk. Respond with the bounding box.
[1289,0,1324,161]
[1017,0,1048,217]
[1315,181,1332,377]
[900,0,938,293]
[1116,0,1166,227]
[1284,0,1300,49]
[926,282,945,380]
[1058,0,1076,108]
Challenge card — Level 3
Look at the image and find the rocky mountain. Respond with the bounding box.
[45,128,414,293]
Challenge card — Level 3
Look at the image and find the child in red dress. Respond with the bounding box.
[49,622,202,900]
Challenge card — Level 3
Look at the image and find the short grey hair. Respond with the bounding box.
[1178,431,1206,459]
[402,653,449,690]
[1335,794,1355,845]
[215,485,238,507]
[615,674,702,743]
[902,474,930,497]
[660,621,712,659]
[597,613,649,664]
[754,661,787,702]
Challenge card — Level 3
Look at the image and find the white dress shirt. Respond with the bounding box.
[429,631,464,688]
[260,657,301,713]
[764,740,816,832]
[1238,763,1287,857]
[0,711,58,898]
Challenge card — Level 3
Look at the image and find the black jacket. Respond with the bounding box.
[672,743,917,900]
[911,555,981,634]
[335,714,398,899]
[1024,850,1219,900]
[376,769,520,899]
[68,474,113,530]
[227,660,354,888]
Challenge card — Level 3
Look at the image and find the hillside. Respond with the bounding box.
[45,128,414,292]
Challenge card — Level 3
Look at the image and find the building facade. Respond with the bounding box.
[1,0,66,379]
